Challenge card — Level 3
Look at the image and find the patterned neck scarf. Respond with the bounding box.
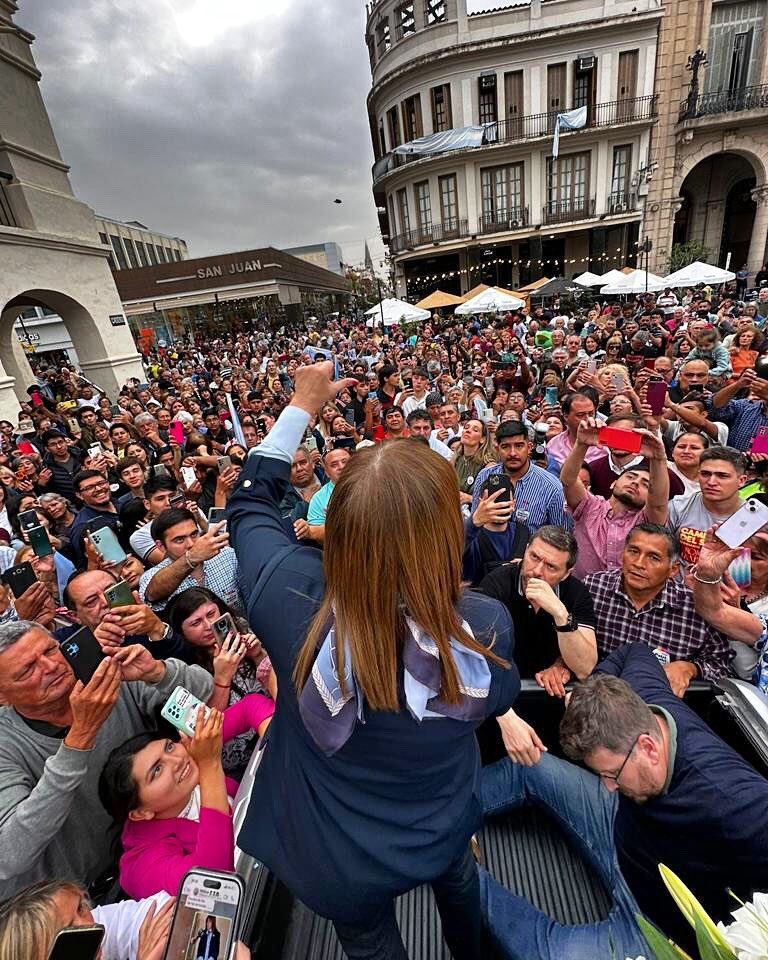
[298,615,492,756]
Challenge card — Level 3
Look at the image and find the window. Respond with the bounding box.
[387,105,402,148]
[379,119,387,156]
[397,188,411,237]
[376,18,391,56]
[425,0,446,25]
[98,232,109,246]
[431,84,452,132]
[155,245,167,263]
[402,94,423,142]
[478,74,498,125]
[99,232,116,269]
[123,237,140,269]
[414,181,432,238]
[610,145,632,211]
[164,246,174,263]
[135,240,149,266]
[396,2,415,39]
[706,0,765,93]
[439,174,458,227]
[573,57,596,122]
[388,195,397,241]
[480,163,524,227]
[546,151,591,217]
[173,249,182,261]
[109,235,128,270]
[145,242,158,266]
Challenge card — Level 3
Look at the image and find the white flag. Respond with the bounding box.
[552,106,588,159]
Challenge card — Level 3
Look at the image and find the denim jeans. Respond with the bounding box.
[332,846,482,960]
[480,754,650,960]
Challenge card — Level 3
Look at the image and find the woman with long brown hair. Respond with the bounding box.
[228,362,518,960]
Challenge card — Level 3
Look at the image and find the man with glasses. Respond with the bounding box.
[559,641,768,953]
[68,470,121,567]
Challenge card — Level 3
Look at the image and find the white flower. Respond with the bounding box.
[718,891,768,960]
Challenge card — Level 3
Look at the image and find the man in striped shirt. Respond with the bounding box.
[471,421,571,535]
[707,367,768,451]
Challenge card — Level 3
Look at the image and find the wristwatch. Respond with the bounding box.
[554,612,577,633]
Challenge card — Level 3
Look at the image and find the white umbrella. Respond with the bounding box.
[601,270,667,295]
[364,298,430,327]
[663,260,736,287]
[573,271,604,287]
[597,268,629,285]
[454,287,525,315]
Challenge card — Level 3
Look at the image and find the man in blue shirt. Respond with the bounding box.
[295,446,351,545]
[707,366,768,451]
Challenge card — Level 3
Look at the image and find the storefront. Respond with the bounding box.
[113,246,350,349]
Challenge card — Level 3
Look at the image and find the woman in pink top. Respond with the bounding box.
[98,693,273,899]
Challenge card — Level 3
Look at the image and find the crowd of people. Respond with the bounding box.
[1,278,768,960]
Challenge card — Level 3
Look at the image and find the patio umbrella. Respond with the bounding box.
[600,270,667,295]
[597,269,628,286]
[529,277,584,299]
[573,271,604,287]
[663,261,736,287]
[517,277,551,293]
[364,298,430,327]
[460,283,491,302]
[454,287,526,315]
[415,289,465,310]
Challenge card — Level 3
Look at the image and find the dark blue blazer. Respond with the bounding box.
[227,450,519,923]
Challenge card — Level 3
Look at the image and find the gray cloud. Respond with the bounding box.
[18,0,385,270]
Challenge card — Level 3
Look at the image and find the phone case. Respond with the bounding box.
[104,579,135,608]
[90,527,127,565]
[161,686,211,737]
[59,627,106,685]
[181,467,197,487]
[213,614,235,645]
[597,426,642,454]
[208,508,227,523]
[169,422,185,445]
[751,427,768,455]
[716,499,768,548]
[18,509,39,531]
[646,380,667,416]
[2,562,37,598]
[28,525,53,558]
[728,548,752,589]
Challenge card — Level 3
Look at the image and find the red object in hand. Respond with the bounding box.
[598,426,642,454]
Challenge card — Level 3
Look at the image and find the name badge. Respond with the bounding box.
[652,647,671,666]
[515,510,530,522]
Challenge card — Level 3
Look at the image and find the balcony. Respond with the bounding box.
[542,197,596,225]
[0,173,17,228]
[605,192,635,215]
[478,207,529,235]
[390,218,469,252]
[679,83,768,122]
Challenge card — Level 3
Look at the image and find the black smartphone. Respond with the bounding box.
[2,561,37,598]
[153,464,169,477]
[47,925,105,960]
[17,508,40,532]
[212,613,236,646]
[59,625,106,685]
[483,474,515,504]
[208,507,227,524]
[169,492,185,509]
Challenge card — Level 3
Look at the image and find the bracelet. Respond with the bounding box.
[214,681,230,689]
[184,550,198,571]
[691,566,723,585]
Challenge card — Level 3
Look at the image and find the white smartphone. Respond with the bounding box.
[161,686,211,737]
[181,466,197,488]
[716,498,768,548]
[163,869,244,960]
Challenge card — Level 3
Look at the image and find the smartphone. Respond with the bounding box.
[18,508,40,532]
[169,491,185,509]
[169,421,185,446]
[47,925,105,960]
[598,426,643,454]
[153,464,169,477]
[304,434,318,455]
[728,547,751,590]
[212,613,236,646]
[208,507,227,524]
[256,418,268,433]
[544,386,559,406]
[30,390,43,407]
[367,391,377,401]
[161,685,211,737]
[646,379,667,416]
[751,427,768,456]
[483,473,515,504]
[28,524,53,558]
[587,359,597,374]
[68,417,81,434]
[84,517,117,538]
[343,407,356,427]
[162,869,244,960]
[611,373,627,392]
[59,626,106,685]
[1,561,37,598]
[16,440,36,456]
[181,466,197,488]
[87,443,103,459]
[217,456,232,471]
[716,498,768,548]
[110,404,122,417]
[644,357,657,370]
[104,578,135,609]
[89,526,127,565]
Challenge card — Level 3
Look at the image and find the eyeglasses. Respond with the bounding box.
[79,481,109,495]
[598,733,645,784]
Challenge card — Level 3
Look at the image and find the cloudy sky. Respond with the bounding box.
[19,0,386,271]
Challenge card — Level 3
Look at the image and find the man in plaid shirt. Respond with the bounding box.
[584,522,733,695]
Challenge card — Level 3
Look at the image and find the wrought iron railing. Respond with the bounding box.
[542,197,596,225]
[389,218,469,252]
[478,208,529,234]
[0,173,17,228]
[679,83,768,121]
[605,192,635,214]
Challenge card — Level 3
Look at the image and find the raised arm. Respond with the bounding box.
[560,417,598,510]
[693,529,766,645]
[711,368,756,409]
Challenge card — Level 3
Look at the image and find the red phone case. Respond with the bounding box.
[169,422,184,445]
[16,441,35,456]
[598,426,642,454]
[646,380,667,416]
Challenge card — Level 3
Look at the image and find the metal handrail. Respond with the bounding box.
[679,82,768,121]
[390,218,469,252]
[0,172,17,228]
[542,197,596,225]
[478,207,529,234]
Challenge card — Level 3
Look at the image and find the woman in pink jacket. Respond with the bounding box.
[98,693,273,899]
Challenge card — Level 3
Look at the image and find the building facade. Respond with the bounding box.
[644,0,768,277]
[0,0,144,419]
[283,241,345,276]
[94,216,188,271]
[365,0,662,299]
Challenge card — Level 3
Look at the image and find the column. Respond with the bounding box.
[748,186,768,275]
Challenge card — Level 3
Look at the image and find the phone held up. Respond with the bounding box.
[162,870,244,960]
[161,686,211,737]
[716,498,768,549]
[59,625,106,685]
[47,925,105,960]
